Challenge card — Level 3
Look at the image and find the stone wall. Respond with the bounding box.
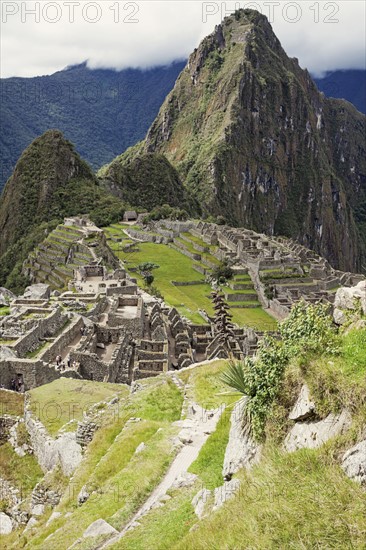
[12,308,66,358]
[39,316,84,362]
[106,284,138,297]
[0,416,17,444]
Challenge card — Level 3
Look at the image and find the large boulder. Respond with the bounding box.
[83,519,118,538]
[0,287,15,306]
[342,440,366,486]
[191,488,212,519]
[213,479,241,511]
[23,284,51,301]
[284,410,351,452]
[333,281,366,324]
[0,512,13,534]
[222,397,261,480]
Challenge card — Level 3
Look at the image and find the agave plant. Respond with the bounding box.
[220,361,249,396]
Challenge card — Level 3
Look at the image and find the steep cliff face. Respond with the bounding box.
[144,10,366,271]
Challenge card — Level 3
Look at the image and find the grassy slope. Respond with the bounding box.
[10,377,183,549]
[105,226,277,330]
[3,325,366,549]
[0,443,43,498]
[29,379,129,436]
[0,389,24,416]
[176,447,366,550]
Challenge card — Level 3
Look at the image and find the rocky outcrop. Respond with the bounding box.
[0,512,13,535]
[25,409,82,476]
[341,440,366,486]
[192,488,212,519]
[213,479,241,511]
[0,287,15,306]
[284,410,351,452]
[222,397,261,480]
[333,281,366,325]
[22,284,50,301]
[288,385,316,422]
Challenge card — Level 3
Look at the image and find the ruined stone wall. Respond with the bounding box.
[40,316,84,362]
[12,308,66,358]
[24,407,82,476]
[70,351,108,382]
[106,285,137,297]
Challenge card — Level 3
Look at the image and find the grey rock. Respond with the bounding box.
[31,504,45,516]
[135,442,146,454]
[222,397,260,480]
[0,287,16,306]
[78,486,90,505]
[333,308,347,326]
[0,512,13,535]
[46,511,62,526]
[289,385,316,421]
[213,479,241,511]
[334,282,366,324]
[171,472,197,489]
[24,517,38,532]
[284,410,351,452]
[342,440,366,485]
[23,283,50,300]
[83,519,118,538]
[192,488,212,519]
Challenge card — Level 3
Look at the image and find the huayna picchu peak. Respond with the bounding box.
[102,9,366,273]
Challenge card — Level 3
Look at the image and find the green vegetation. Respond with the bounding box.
[112,485,198,550]
[0,389,24,416]
[0,306,10,316]
[176,447,366,549]
[0,443,43,496]
[0,62,185,191]
[106,232,276,330]
[189,409,231,489]
[0,130,128,293]
[99,150,194,213]
[142,204,189,222]
[29,378,129,435]
[222,301,341,440]
[21,376,183,549]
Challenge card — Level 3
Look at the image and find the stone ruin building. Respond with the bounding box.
[0,217,363,392]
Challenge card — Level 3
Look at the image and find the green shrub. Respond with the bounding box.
[222,301,341,440]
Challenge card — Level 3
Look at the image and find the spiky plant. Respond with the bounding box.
[220,361,248,395]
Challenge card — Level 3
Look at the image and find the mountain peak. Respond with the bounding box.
[142,10,366,272]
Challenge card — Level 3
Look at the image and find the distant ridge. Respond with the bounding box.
[0,61,185,191]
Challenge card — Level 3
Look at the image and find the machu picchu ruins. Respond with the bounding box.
[0,216,362,393]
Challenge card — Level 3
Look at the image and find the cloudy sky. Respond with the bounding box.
[1,0,365,78]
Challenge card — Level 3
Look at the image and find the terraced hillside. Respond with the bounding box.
[103,223,277,330]
[23,224,95,291]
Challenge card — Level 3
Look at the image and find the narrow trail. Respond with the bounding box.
[101,400,224,548]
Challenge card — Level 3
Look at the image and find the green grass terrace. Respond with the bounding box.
[103,224,277,331]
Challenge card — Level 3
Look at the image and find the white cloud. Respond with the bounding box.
[0,0,365,78]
